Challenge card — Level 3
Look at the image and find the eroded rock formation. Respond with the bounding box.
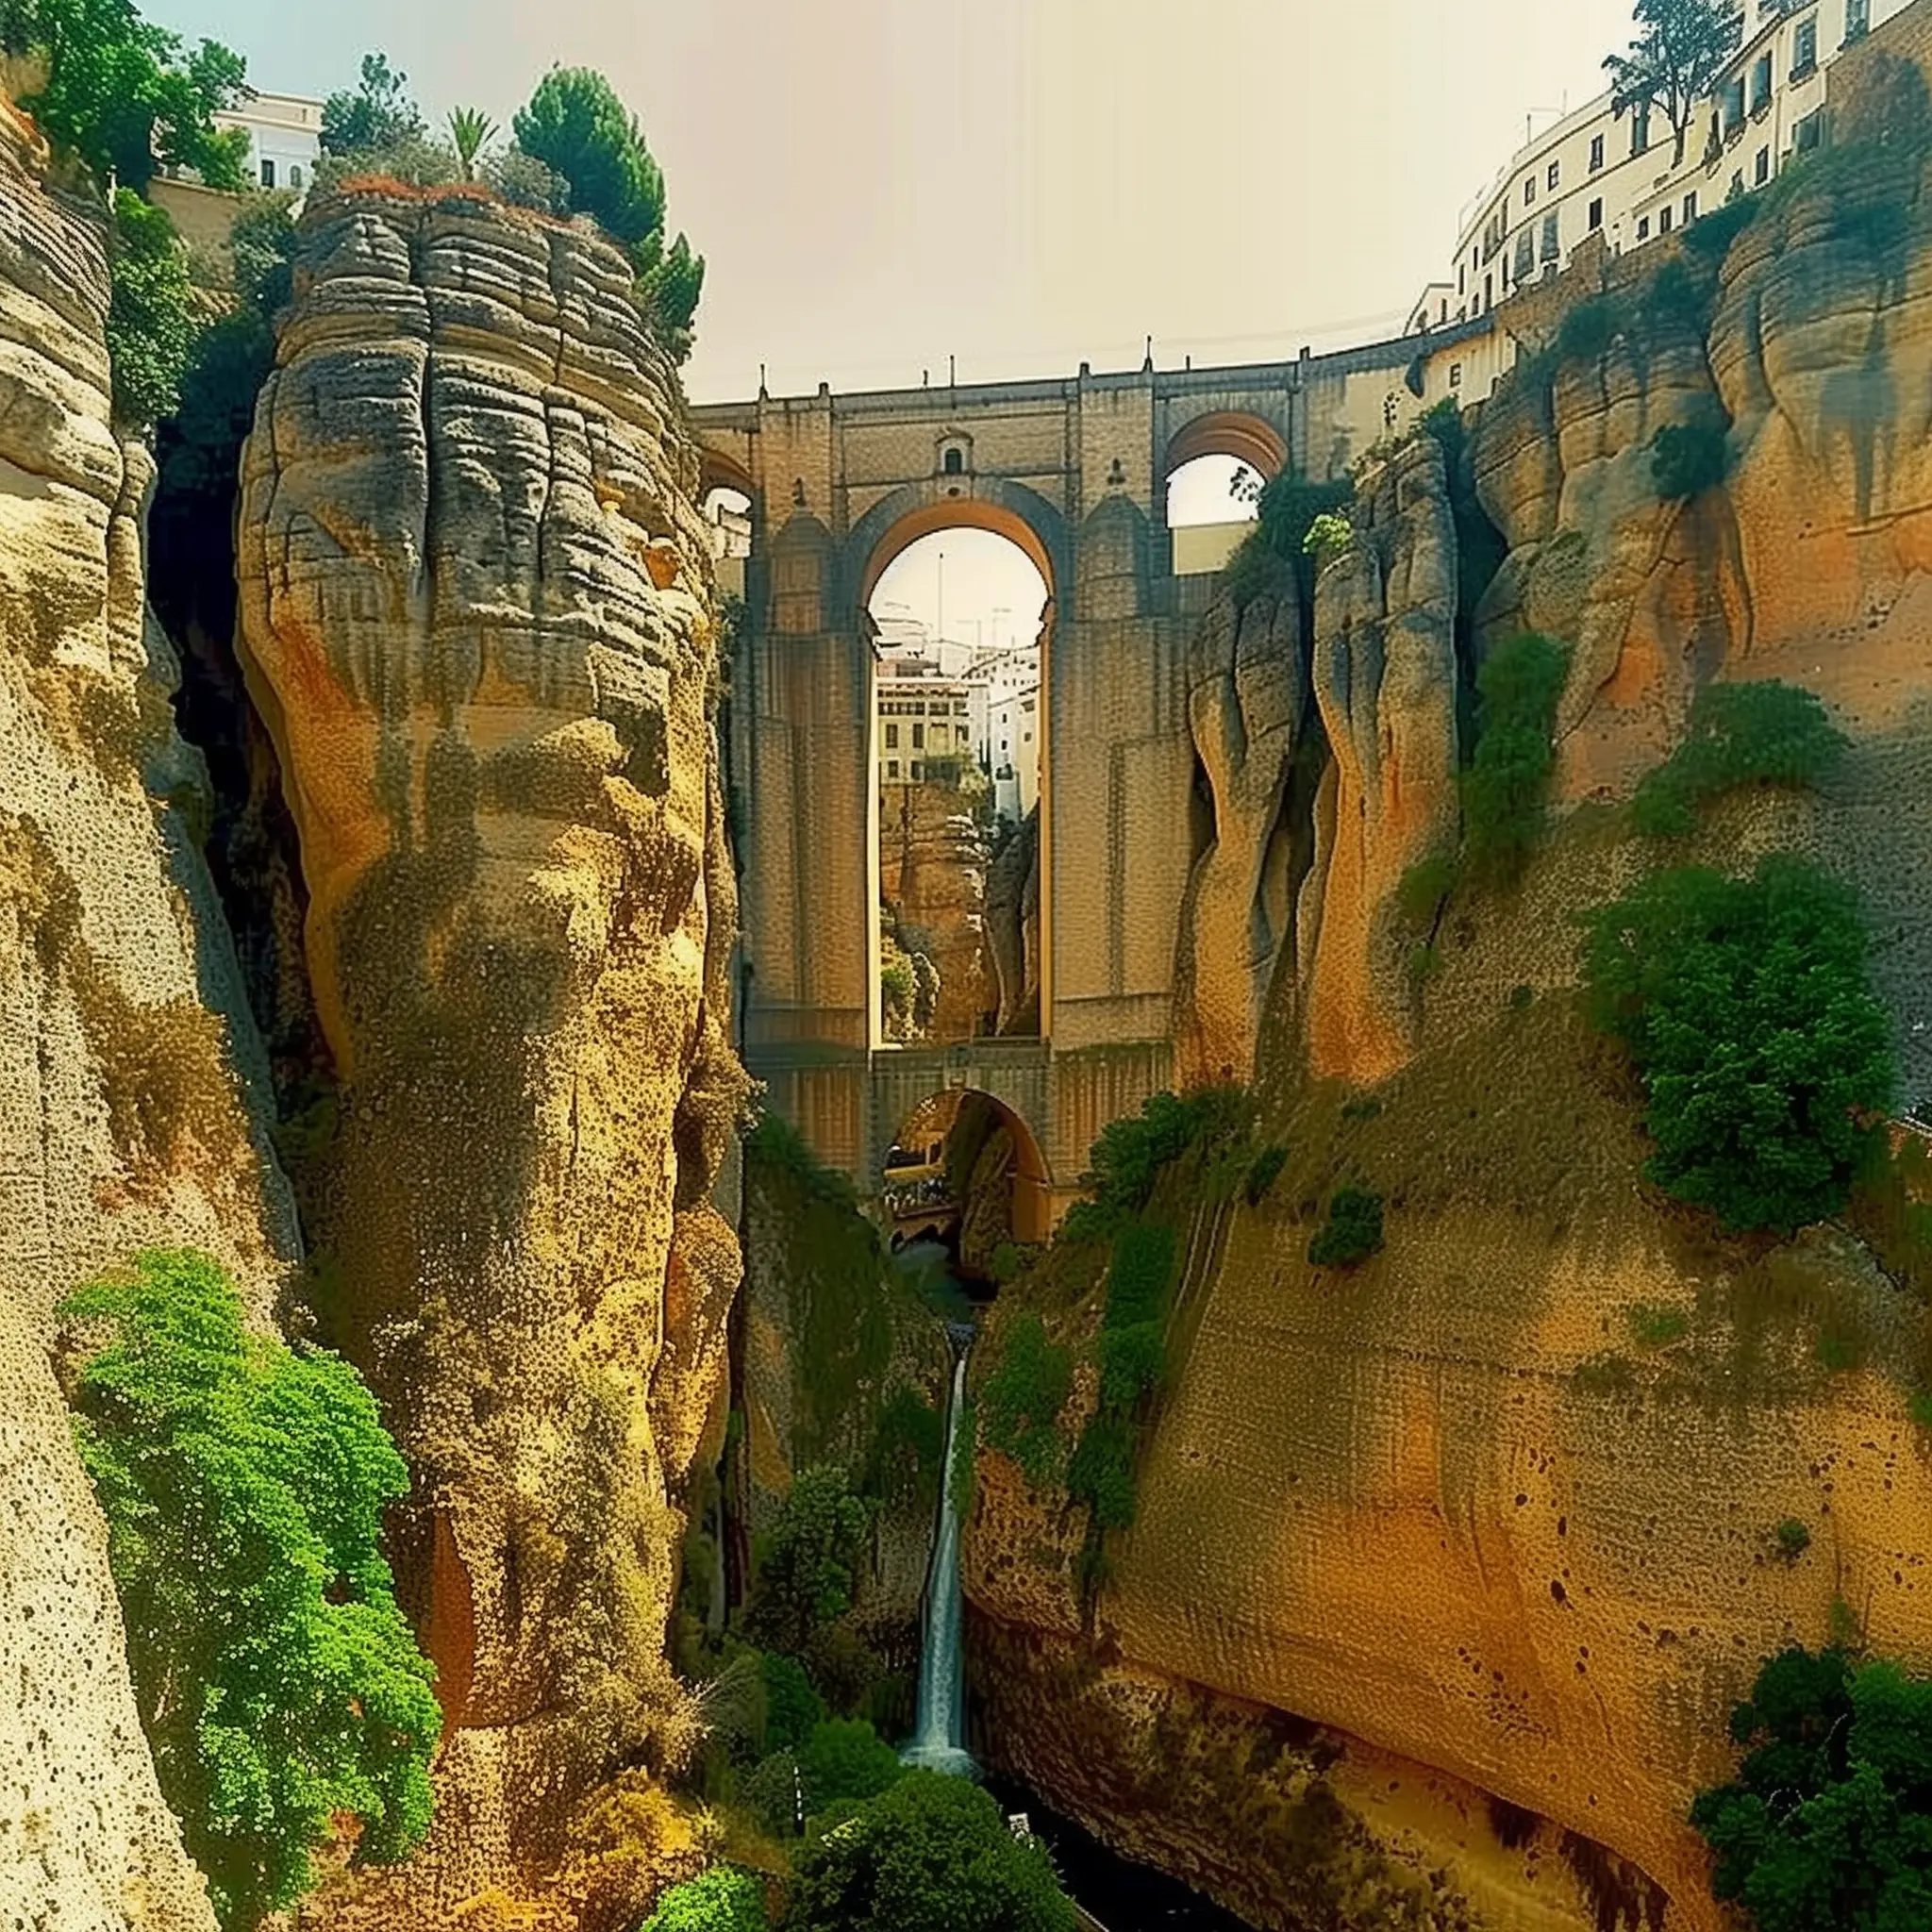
[236,185,747,1894]
[879,777,992,1041]
[1305,435,1461,1084]
[984,805,1041,1036]
[0,106,294,1931]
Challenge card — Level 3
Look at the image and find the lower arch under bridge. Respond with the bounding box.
[705,325,1495,1217]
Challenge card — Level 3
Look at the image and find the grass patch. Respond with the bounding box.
[1626,1303,1690,1349]
[1631,680,1848,838]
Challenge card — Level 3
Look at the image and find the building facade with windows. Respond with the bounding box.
[876,668,981,789]
[212,91,325,194]
[1408,0,1900,334]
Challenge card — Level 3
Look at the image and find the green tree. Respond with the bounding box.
[1461,631,1570,885]
[513,65,665,250]
[979,1313,1073,1488]
[1691,1645,1932,1930]
[751,1463,872,1654]
[60,1249,440,1928]
[643,1868,770,1932]
[446,106,496,181]
[1631,679,1848,837]
[7,0,250,192]
[761,1650,827,1754]
[798,1719,904,1810]
[1581,857,1894,1230]
[1604,0,1744,167]
[321,51,425,157]
[105,188,197,429]
[639,225,706,354]
[1307,1186,1386,1268]
[781,1772,1077,1932]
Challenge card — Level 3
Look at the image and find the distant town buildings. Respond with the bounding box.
[215,92,325,194]
[1410,0,1904,333]
[876,660,979,788]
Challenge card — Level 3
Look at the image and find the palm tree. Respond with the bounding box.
[446,107,496,182]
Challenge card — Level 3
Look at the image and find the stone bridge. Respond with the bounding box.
[693,322,1493,1222]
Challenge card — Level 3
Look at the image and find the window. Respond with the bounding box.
[887,759,901,779]
[1794,106,1824,151]
[1524,175,1537,207]
[259,157,275,188]
[1757,143,1771,183]
[885,723,899,749]
[1638,214,1652,241]
[1846,0,1870,39]
[1458,262,1466,295]
[912,724,924,750]
[1513,227,1535,280]
[1683,190,1698,223]
[1792,14,1817,75]
[1658,204,1674,234]
[1541,210,1560,260]
[1730,170,1745,200]
[1752,53,1774,111]
[957,725,970,747]
[1723,75,1746,134]
[1484,270,1493,308]
[1589,195,1605,230]
[290,165,304,190]
[1448,361,1463,390]
[941,446,964,475]
[1548,159,1560,190]
[910,762,923,782]
[1632,108,1651,156]
[1590,132,1606,172]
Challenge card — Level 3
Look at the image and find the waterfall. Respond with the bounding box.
[901,1335,976,1774]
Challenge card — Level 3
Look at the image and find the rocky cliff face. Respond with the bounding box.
[235,185,747,1899]
[0,106,295,1931]
[970,69,1932,1932]
[879,777,992,1041]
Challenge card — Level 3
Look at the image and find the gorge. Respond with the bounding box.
[9,5,1932,1930]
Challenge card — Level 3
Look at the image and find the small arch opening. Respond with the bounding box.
[1162,411,1288,578]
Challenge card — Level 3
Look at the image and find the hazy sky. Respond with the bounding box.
[148,0,1642,404]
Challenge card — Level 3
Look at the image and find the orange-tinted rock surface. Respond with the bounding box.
[237,185,746,1898]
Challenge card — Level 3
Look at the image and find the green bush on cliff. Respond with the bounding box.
[978,1313,1073,1487]
[782,1770,1076,1932]
[1691,1644,1932,1931]
[1307,1186,1385,1268]
[1631,680,1848,837]
[1461,631,1570,885]
[798,1718,905,1809]
[1581,856,1893,1230]
[1065,1083,1251,1238]
[105,189,198,430]
[643,1867,769,1932]
[1650,406,1733,500]
[1223,467,1354,615]
[60,1248,440,1929]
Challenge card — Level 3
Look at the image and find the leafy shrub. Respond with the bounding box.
[1307,1187,1385,1268]
[1396,852,1457,927]
[1223,469,1353,612]
[1507,983,1535,1012]
[1690,1645,1932,1931]
[1581,857,1893,1229]
[761,1650,825,1754]
[1461,632,1569,885]
[740,1750,802,1838]
[862,1382,942,1518]
[781,1771,1076,1932]
[1070,1084,1251,1232]
[750,1465,872,1654]
[1065,1412,1138,1530]
[8,0,250,192]
[1637,255,1712,337]
[978,1313,1073,1488]
[1303,510,1354,563]
[1554,294,1619,366]
[1626,1303,1689,1348]
[1631,680,1848,837]
[644,1868,769,1932]
[61,1249,439,1928]
[1244,1143,1288,1206]
[486,143,571,212]
[799,1719,904,1810]
[1650,408,1732,499]
[1774,1518,1812,1561]
[106,189,198,430]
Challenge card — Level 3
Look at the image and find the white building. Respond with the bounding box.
[1411,0,1901,333]
[213,91,325,195]
[986,682,1040,823]
[877,664,981,788]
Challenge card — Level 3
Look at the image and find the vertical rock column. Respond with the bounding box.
[237,190,746,1887]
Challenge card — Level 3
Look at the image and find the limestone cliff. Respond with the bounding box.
[235,184,748,1900]
[879,776,992,1041]
[970,70,1932,1932]
[0,105,295,1931]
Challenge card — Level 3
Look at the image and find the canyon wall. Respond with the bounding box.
[235,185,747,1901]
[970,60,1932,1932]
[0,107,296,1931]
